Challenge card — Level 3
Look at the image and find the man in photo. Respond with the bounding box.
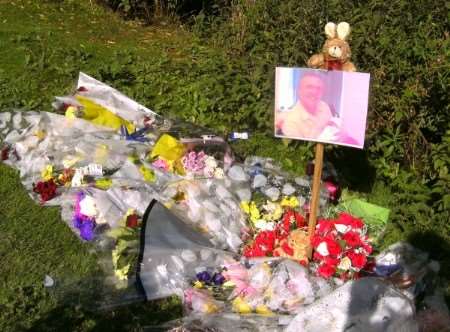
[275,72,336,139]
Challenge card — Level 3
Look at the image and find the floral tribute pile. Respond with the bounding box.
[311,213,372,279]
[240,195,372,280]
[184,259,333,316]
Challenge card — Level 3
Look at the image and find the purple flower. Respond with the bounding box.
[196,271,212,283]
[72,191,96,241]
[79,220,95,241]
[212,273,225,285]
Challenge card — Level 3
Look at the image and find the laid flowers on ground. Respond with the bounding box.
[311,212,372,280]
[240,196,309,263]
[184,259,333,316]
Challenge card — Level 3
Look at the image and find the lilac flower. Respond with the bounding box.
[182,151,207,173]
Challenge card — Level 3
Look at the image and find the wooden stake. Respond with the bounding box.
[307,143,324,258]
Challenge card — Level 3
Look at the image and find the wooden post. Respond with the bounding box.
[307,142,324,259]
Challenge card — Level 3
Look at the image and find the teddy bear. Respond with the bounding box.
[273,228,309,263]
[307,22,356,72]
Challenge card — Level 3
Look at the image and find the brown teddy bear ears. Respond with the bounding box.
[325,22,351,41]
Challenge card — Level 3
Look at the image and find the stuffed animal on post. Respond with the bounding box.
[307,22,356,72]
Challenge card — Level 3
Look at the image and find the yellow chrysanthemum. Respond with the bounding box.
[240,201,250,214]
[41,165,54,181]
[249,202,261,222]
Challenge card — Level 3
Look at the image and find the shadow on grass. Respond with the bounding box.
[27,284,181,332]
[407,230,450,306]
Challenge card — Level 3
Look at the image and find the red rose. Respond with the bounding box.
[281,210,305,231]
[313,251,323,261]
[317,264,336,279]
[311,235,323,248]
[126,214,139,228]
[323,256,340,267]
[243,244,265,257]
[33,179,57,202]
[362,242,373,254]
[316,219,334,235]
[281,241,294,256]
[343,231,362,248]
[338,213,364,229]
[324,237,342,256]
[253,230,276,255]
[348,251,367,269]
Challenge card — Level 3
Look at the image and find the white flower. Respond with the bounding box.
[337,256,352,271]
[203,166,215,178]
[334,223,350,234]
[316,241,329,256]
[204,156,218,169]
[254,220,275,231]
[79,195,98,217]
[214,167,225,179]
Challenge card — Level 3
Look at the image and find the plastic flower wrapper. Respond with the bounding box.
[161,178,247,252]
[53,72,158,132]
[184,288,224,314]
[138,200,237,302]
[263,260,331,314]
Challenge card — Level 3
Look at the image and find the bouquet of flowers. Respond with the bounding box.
[240,195,310,264]
[311,212,372,280]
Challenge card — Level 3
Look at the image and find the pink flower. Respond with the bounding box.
[182,151,206,173]
[152,158,170,171]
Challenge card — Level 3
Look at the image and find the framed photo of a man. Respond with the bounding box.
[274,67,370,149]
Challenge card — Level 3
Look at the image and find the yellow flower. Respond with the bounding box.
[139,165,156,182]
[240,201,250,214]
[281,196,299,208]
[249,202,261,222]
[232,296,252,314]
[41,165,54,181]
[34,130,46,140]
[203,302,219,314]
[256,304,273,316]
[223,281,235,288]
[193,281,204,289]
[65,106,78,119]
[95,178,112,190]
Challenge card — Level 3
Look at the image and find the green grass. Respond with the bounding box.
[0,1,187,330]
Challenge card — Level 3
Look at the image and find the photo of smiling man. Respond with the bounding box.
[274,67,370,148]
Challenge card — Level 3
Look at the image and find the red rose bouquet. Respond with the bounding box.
[312,212,372,280]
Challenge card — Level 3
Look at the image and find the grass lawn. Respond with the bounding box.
[0,1,191,330]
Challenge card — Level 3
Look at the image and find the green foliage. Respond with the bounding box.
[191,0,450,238]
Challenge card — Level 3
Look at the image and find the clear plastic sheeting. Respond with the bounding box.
[138,200,236,301]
